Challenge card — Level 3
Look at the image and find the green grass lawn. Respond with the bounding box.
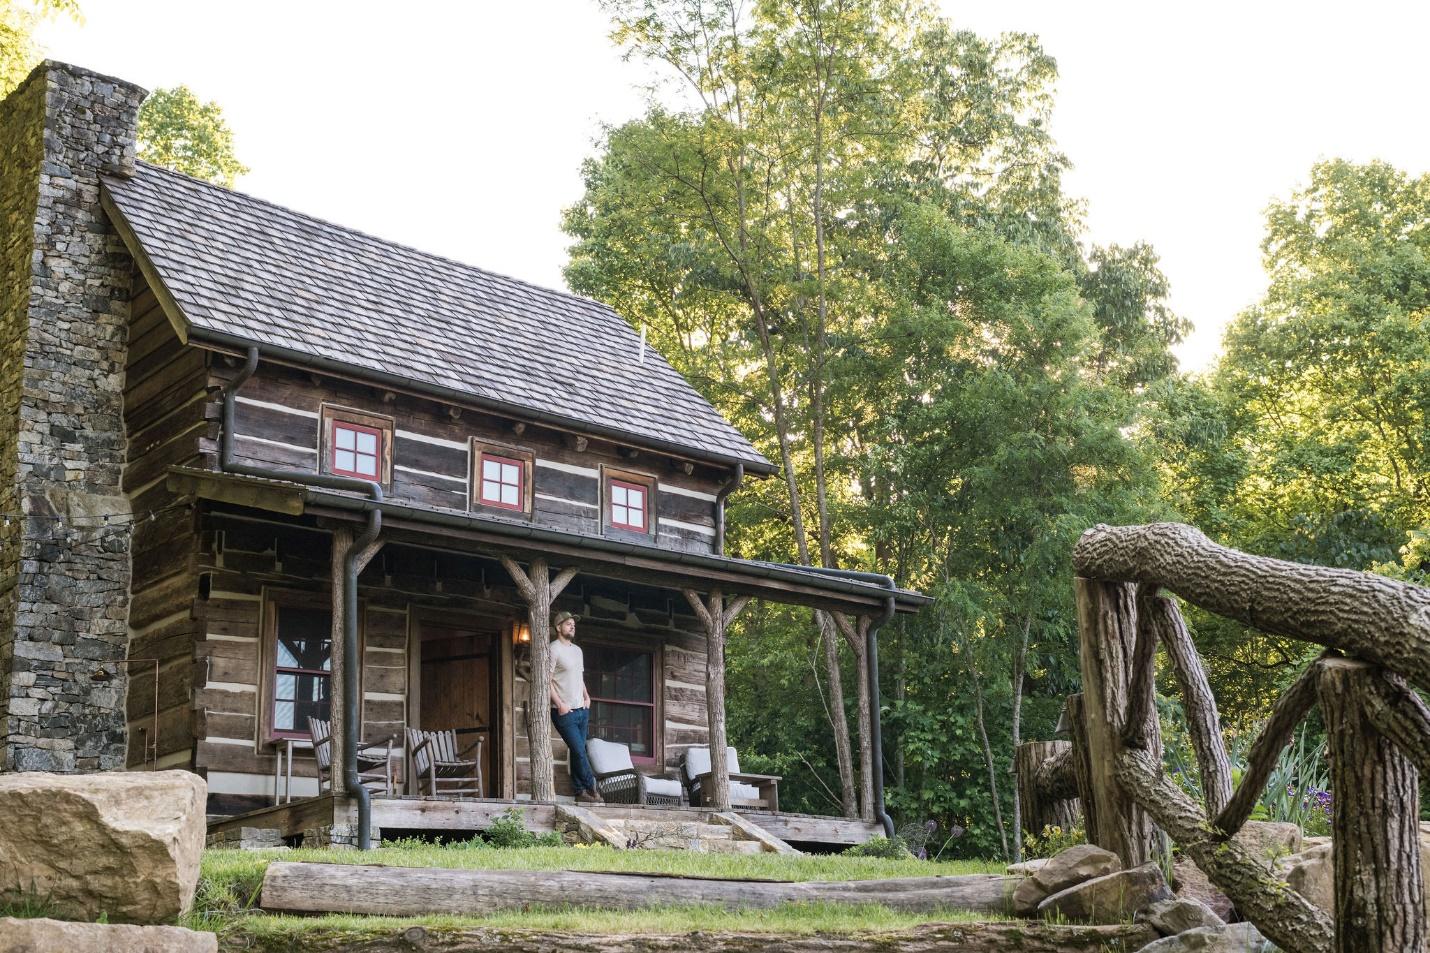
[193,843,1006,941]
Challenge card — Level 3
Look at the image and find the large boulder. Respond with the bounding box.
[0,771,206,923]
[1235,820,1302,866]
[0,917,216,952]
[1173,856,1235,922]
[1037,863,1172,924]
[1282,825,1430,918]
[1013,844,1121,915]
[1137,923,1273,953]
[1137,896,1227,936]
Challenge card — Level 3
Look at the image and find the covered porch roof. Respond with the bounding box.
[166,466,930,616]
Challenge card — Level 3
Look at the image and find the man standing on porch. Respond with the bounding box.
[549,611,601,802]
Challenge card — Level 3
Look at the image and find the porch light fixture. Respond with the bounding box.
[513,622,531,645]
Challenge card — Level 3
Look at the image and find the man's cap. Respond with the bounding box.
[553,611,580,626]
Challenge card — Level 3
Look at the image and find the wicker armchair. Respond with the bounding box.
[306,716,395,796]
[681,745,780,811]
[587,737,683,805]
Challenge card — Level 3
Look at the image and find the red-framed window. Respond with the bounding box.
[331,421,383,480]
[584,644,657,764]
[609,479,648,531]
[271,605,332,739]
[478,452,524,510]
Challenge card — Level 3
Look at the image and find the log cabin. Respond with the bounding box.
[0,61,928,849]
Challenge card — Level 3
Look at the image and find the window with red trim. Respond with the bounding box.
[609,479,648,531]
[478,453,524,510]
[271,605,332,739]
[331,421,382,480]
[584,644,656,763]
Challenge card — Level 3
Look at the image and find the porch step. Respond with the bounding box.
[603,816,766,853]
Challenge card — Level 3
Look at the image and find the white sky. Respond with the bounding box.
[36,0,1429,372]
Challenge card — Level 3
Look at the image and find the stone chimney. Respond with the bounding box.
[0,62,146,771]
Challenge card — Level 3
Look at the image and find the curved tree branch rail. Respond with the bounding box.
[1063,523,1430,953]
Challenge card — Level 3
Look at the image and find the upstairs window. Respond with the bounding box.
[470,441,533,516]
[604,469,656,536]
[609,480,647,531]
[320,405,394,487]
[332,422,382,479]
[479,453,524,510]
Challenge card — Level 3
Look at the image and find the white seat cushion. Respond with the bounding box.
[730,782,761,802]
[682,745,740,782]
[587,737,634,774]
[644,776,683,798]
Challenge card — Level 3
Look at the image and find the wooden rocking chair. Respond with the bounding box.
[405,727,484,798]
[306,716,395,796]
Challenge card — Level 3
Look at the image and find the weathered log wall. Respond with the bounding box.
[206,361,724,554]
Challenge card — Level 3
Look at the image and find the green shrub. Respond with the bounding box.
[842,836,912,860]
[1022,824,1085,859]
[484,808,564,848]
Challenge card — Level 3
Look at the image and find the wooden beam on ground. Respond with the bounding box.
[260,922,1158,953]
[259,862,1019,917]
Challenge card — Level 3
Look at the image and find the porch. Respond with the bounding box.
[164,467,928,846]
[206,793,884,851]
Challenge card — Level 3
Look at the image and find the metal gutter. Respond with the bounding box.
[189,324,778,477]
[219,346,383,850]
[713,463,743,556]
[298,487,930,612]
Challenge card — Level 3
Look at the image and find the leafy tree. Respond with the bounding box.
[1,0,79,97]
[570,0,1179,858]
[137,86,248,186]
[1148,159,1429,717]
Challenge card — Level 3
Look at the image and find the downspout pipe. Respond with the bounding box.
[220,346,384,850]
[796,565,899,840]
[713,463,743,555]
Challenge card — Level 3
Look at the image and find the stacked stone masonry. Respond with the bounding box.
[0,61,145,771]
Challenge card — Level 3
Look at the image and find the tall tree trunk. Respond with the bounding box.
[974,674,1009,861]
[833,612,875,822]
[1009,608,1033,861]
[818,611,858,818]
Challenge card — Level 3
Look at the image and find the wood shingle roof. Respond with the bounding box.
[102,162,772,473]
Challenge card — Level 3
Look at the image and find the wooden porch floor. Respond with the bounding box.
[207,795,882,848]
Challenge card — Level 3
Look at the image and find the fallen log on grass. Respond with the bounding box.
[268,921,1157,953]
[259,863,1018,917]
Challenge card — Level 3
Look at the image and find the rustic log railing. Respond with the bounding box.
[1061,522,1430,953]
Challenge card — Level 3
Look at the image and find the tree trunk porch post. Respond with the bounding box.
[501,556,579,803]
[1319,657,1425,953]
[683,587,751,811]
[1073,576,1163,868]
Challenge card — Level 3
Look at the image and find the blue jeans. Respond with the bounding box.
[553,706,596,794]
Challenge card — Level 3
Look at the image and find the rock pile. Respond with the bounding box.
[1009,844,1273,953]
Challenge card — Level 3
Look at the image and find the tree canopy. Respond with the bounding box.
[567,0,1181,858]
[137,85,248,186]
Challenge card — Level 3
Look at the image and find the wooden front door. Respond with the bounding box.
[416,617,501,797]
